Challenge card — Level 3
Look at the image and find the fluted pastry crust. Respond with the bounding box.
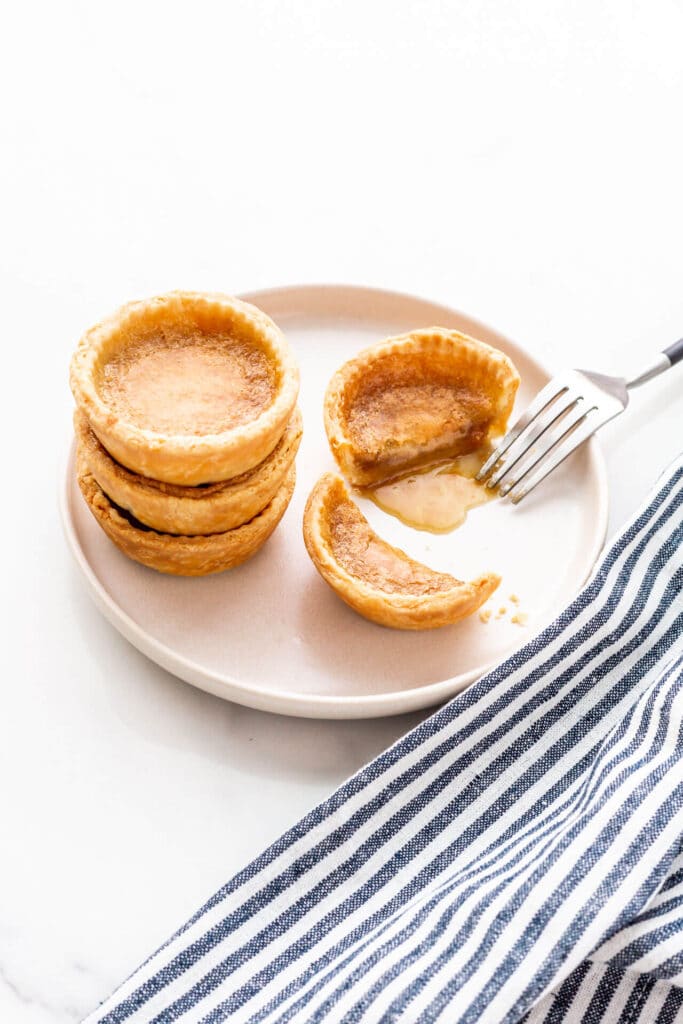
[70,291,299,486]
[324,328,520,486]
[77,456,296,576]
[303,473,500,630]
[75,407,302,536]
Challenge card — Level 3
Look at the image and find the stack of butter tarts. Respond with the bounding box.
[70,291,301,576]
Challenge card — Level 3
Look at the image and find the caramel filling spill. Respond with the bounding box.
[362,448,494,534]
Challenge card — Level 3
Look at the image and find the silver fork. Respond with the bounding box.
[477,340,683,503]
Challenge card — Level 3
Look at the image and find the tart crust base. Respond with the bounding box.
[303,473,500,630]
[75,408,302,536]
[77,458,296,576]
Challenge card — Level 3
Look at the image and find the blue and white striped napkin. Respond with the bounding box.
[87,457,683,1024]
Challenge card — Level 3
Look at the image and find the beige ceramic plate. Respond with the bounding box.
[61,285,608,719]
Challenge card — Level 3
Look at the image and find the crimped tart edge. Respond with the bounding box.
[77,457,296,576]
[70,291,300,485]
[324,328,520,487]
[74,407,302,535]
[303,472,500,630]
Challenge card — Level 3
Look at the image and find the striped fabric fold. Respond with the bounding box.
[86,457,683,1024]
[522,961,683,1023]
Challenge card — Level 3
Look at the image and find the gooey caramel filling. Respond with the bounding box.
[325,492,460,597]
[362,448,495,534]
[99,331,275,437]
[346,381,491,477]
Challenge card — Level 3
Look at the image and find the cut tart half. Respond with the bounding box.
[74,407,302,536]
[70,291,299,486]
[303,473,500,630]
[324,328,520,487]
[77,456,296,576]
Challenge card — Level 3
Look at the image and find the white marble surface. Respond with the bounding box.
[2,2,683,1019]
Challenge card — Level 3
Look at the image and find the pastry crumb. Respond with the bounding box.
[495,606,507,619]
[511,612,528,626]
[479,608,492,624]
[509,593,520,605]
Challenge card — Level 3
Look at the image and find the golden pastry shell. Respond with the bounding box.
[74,407,302,536]
[324,328,520,486]
[303,473,500,630]
[70,291,300,486]
[77,456,296,577]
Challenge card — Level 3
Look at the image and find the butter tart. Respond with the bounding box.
[324,328,520,486]
[74,407,302,536]
[70,291,299,486]
[303,473,500,630]
[77,456,296,576]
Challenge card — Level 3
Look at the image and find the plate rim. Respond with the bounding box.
[60,283,609,719]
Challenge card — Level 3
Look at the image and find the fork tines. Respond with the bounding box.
[476,372,607,504]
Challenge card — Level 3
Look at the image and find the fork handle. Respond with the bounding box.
[664,338,683,365]
[627,339,683,389]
